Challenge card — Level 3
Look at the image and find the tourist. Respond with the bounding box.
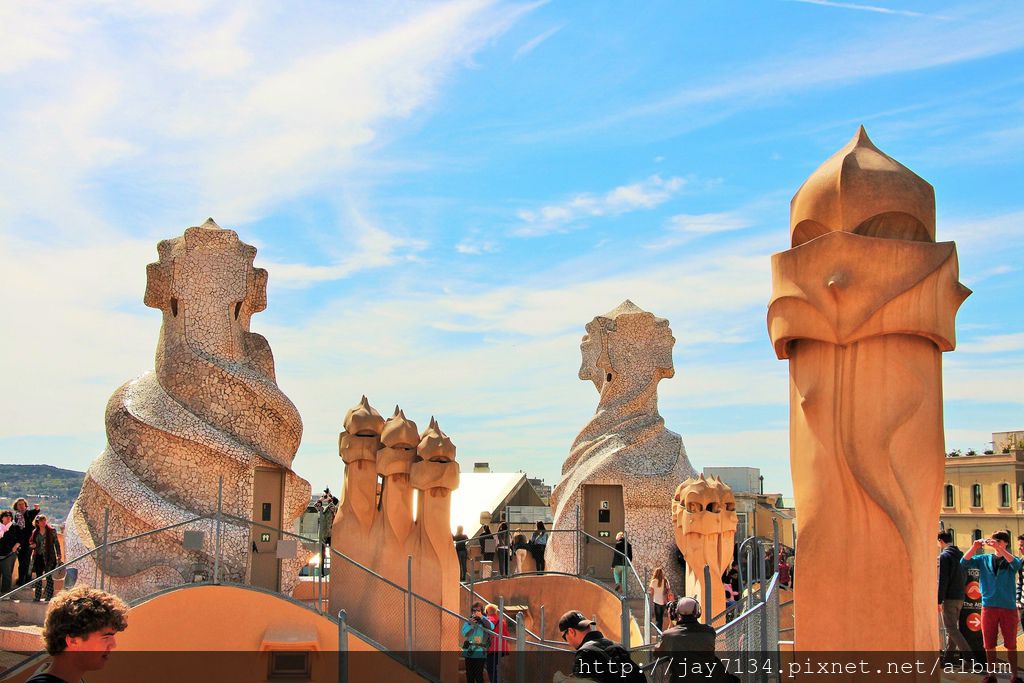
[495,523,511,576]
[512,534,530,574]
[612,532,632,593]
[460,601,493,683]
[454,526,469,582]
[483,603,509,683]
[724,581,739,619]
[557,610,645,683]
[28,587,128,683]
[647,567,673,629]
[530,522,548,572]
[30,515,62,602]
[776,553,791,589]
[937,530,970,662]
[1018,535,1024,638]
[313,488,338,546]
[0,511,21,595]
[725,562,740,597]
[479,525,496,567]
[653,598,739,683]
[960,531,1022,683]
[13,498,40,586]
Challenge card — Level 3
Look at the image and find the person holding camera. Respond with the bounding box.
[460,602,494,683]
[961,531,1023,683]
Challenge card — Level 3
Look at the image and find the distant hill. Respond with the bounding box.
[0,464,85,527]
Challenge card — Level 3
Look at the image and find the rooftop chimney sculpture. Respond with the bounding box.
[547,300,696,592]
[768,128,970,653]
[329,397,460,679]
[672,475,738,621]
[66,219,311,599]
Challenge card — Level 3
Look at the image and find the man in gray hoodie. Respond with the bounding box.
[938,530,971,661]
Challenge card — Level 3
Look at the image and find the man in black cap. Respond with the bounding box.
[557,611,645,682]
[654,598,738,683]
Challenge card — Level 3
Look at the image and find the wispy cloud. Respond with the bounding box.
[455,238,499,255]
[942,210,1024,252]
[0,1,534,238]
[645,210,754,249]
[959,333,1024,355]
[514,175,685,236]
[785,0,943,19]
[514,24,563,59]
[551,4,1024,137]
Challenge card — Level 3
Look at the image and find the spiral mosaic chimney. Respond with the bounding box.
[65,219,311,600]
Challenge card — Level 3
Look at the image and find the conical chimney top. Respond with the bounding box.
[790,126,935,246]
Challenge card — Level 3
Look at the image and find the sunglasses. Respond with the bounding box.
[560,630,568,641]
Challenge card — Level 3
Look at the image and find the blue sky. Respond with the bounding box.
[1,1,1022,498]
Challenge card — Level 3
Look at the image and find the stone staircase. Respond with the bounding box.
[0,586,51,628]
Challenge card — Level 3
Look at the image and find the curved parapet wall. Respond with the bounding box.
[65,219,310,600]
[547,300,697,592]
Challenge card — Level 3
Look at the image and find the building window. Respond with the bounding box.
[736,513,748,541]
[1001,483,1012,508]
[944,484,954,508]
[972,484,982,508]
[972,529,983,542]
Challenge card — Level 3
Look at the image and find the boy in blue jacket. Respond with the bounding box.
[962,530,1023,683]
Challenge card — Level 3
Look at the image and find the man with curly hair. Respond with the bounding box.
[28,587,128,683]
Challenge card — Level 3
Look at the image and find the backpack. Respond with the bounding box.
[579,640,647,683]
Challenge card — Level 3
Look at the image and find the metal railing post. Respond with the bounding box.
[620,593,630,649]
[213,478,223,584]
[575,507,581,576]
[620,530,629,597]
[703,565,712,626]
[773,518,780,592]
[337,609,348,683]
[318,543,324,614]
[539,604,545,641]
[406,555,414,667]
[498,595,506,651]
[515,612,526,683]
[760,593,769,682]
[99,508,109,591]
[643,566,651,644]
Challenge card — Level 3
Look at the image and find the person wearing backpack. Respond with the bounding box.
[937,530,970,662]
[461,602,493,683]
[558,611,646,683]
[654,598,738,683]
[531,522,549,572]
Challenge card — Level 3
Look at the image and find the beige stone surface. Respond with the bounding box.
[65,219,311,600]
[768,128,970,654]
[547,300,696,592]
[329,398,461,676]
[671,475,737,619]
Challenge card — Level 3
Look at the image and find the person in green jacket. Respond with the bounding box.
[460,602,493,683]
